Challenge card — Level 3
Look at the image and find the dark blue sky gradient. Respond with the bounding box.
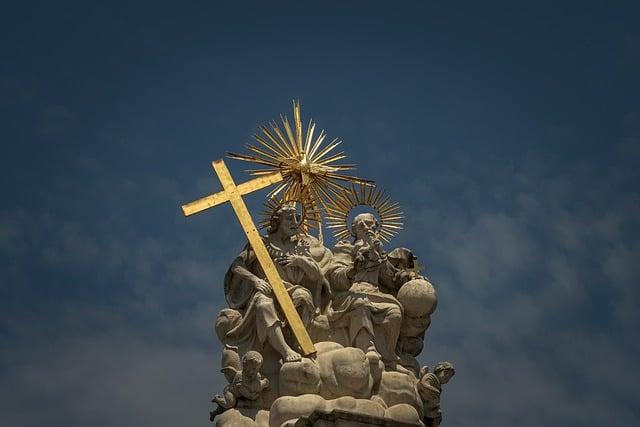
[1,2,639,426]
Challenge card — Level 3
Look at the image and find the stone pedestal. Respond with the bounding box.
[293,409,421,427]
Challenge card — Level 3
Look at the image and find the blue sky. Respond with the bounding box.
[1,2,639,426]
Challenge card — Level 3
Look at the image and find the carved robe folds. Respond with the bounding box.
[323,240,405,366]
[223,235,332,354]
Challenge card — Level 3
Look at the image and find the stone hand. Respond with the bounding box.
[276,254,294,266]
[254,278,272,296]
[366,232,383,255]
[365,229,381,246]
[354,252,367,270]
[278,254,312,269]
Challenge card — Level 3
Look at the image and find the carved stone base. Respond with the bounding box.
[293,409,422,427]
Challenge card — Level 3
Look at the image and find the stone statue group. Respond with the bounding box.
[211,204,454,427]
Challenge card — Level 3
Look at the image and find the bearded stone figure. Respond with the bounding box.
[221,204,332,363]
[324,212,411,371]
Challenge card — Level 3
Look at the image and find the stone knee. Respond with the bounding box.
[255,294,275,311]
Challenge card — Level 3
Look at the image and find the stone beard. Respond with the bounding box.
[212,209,453,427]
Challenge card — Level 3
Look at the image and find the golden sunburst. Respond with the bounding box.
[324,182,404,243]
[228,100,373,212]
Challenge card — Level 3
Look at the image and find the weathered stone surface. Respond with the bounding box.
[208,207,455,426]
[374,371,423,418]
[270,395,386,427]
[317,345,373,399]
[396,278,437,318]
[279,358,321,396]
[293,408,421,427]
[278,342,376,400]
[214,407,271,427]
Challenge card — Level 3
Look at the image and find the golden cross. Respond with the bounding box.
[181,159,316,356]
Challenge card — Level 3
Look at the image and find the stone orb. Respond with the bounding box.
[397,278,437,317]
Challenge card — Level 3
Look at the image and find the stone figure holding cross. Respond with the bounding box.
[222,204,332,363]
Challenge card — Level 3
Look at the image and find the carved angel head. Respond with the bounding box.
[433,361,455,384]
[241,351,264,377]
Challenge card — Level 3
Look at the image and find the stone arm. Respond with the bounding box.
[224,245,272,309]
[229,246,272,295]
[335,266,356,291]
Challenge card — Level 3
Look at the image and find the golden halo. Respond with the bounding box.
[259,191,322,233]
[324,182,404,243]
[228,100,373,213]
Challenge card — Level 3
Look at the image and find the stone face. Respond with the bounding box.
[209,207,455,426]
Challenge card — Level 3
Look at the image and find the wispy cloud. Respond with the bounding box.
[406,145,640,426]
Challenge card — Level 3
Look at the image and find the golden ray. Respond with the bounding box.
[253,135,288,159]
[304,119,314,154]
[308,130,327,159]
[259,126,296,158]
[227,100,373,235]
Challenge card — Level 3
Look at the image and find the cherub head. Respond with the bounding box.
[417,362,455,402]
[241,351,264,377]
[433,361,455,384]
